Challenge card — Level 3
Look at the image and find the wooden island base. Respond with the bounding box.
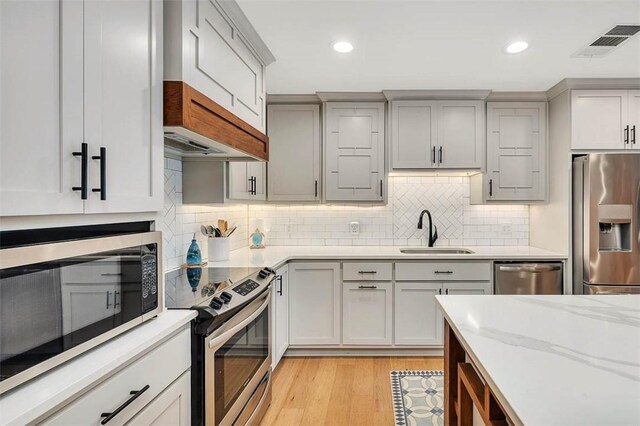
[444,321,511,426]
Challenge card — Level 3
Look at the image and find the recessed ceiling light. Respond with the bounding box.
[332,41,354,53]
[505,41,529,54]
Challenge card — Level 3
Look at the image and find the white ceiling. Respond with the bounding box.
[236,0,640,94]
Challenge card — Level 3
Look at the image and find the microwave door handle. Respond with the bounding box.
[207,288,271,350]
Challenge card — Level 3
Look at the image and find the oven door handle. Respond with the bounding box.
[207,288,271,350]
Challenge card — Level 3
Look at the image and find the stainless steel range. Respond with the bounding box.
[165,266,275,426]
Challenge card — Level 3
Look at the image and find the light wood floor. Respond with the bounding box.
[260,356,444,426]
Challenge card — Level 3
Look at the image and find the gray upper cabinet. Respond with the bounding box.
[324,102,385,202]
[267,105,321,202]
[391,101,437,168]
[228,161,266,201]
[473,102,547,203]
[390,100,484,170]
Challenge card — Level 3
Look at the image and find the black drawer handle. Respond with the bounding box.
[100,385,150,424]
[358,285,377,289]
[92,147,107,200]
[434,271,454,274]
[358,270,377,274]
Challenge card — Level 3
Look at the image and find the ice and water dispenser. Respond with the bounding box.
[598,204,633,252]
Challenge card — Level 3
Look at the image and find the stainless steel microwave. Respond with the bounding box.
[0,231,162,395]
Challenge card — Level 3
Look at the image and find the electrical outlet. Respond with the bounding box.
[349,221,360,235]
[501,224,512,234]
[283,224,290,233]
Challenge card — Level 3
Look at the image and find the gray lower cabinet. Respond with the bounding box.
[267,104,321,202]
[271,264,289,370]
[471,102,547,203]
[324,102,386,202]
[288,262,341,345]
[394,282,443,346]
[342,282,393,345]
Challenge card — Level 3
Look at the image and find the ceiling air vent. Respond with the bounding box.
[572,24,640,58]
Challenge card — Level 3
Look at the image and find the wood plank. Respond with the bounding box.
[444,320,466,426]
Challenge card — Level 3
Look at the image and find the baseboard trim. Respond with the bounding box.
[284,347,444,357]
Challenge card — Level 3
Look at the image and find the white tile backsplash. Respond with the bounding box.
[160,159,529,270]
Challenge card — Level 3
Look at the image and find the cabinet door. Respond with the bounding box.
[444,281,492,295]
[289,262,341,345]
[126,370,191,426]
[390,101,438,169]
[628,90,640,150]
[267,105,321,201]
[272,265,289,369]
[342,282,392,345]
[325,103,385,202]
[394,282,443,346]
[83,0,162,213]
[247,161,267,201]
[437,101,484,169]
[0,0,84,216]
[486,102,547,201]
[227,162,251,200]
[571,90,628,150]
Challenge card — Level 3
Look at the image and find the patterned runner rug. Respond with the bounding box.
[390,370,444,426]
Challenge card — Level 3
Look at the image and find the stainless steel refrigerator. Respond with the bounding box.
[573,153,640,294]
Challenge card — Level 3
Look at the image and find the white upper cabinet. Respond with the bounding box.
[437,101,485,168]
[390,100,484,170]
[324,102,385,202]
[481,102,547,202]
[391,101,437,168]
[0,0,162,216]
[227,161,266,201]
[83,0,163,213]
[164,0,275,133]
[0,0,84,216]
[570,90,639,150]
[267,105,321,202]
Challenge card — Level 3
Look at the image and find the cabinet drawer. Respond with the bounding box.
[343,262,392,281]
[44,327,191,426]
[395,262,491,281]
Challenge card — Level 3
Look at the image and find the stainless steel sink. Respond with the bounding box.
[399,247,475,254]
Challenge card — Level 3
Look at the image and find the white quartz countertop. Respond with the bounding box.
[436,295,640,426]
[0,310,197,425]
[204,245,566,268]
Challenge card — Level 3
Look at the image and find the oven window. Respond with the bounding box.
[214,307,269,425]
[0,246,153,385]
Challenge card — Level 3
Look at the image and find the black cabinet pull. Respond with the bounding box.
[489,178,493,197]
[358,285,377,289]
[438,288,442,295]
[277,275,283,296]
[72,142,88,200]
[632,125,636,145]
[100,385,150,424]
[358,270,377,274]
[252,176,257,195]
[434,270,454,274]
[438,146,443,164]
[445,288,449,295]
[92,147,106,200]
[624,125,629,144]
[314,180,318,198]
[432,146,436,164]
[379,180,383,197]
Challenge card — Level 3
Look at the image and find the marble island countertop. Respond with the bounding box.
[436,295,640,426]
[203,245,566,269]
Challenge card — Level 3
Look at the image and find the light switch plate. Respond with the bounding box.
[349,221,360,235]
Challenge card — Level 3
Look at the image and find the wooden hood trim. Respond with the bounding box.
[164,81,269,160]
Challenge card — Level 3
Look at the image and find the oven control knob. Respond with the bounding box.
[220,291,233,304]
[258,269,269,279]
[209,297,224,310]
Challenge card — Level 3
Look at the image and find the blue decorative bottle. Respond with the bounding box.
[186,234,202,265]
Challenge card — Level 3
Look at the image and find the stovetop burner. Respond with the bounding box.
[164,266,260,310]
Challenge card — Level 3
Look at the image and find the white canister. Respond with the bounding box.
[208,238,230,261]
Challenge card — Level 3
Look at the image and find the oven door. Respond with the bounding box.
[205,287,272,426]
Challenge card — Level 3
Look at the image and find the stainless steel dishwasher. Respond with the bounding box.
[494,262,564,294]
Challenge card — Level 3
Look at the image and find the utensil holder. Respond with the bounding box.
[208,238,229,261]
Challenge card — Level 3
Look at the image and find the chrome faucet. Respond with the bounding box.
[417,209,438,247]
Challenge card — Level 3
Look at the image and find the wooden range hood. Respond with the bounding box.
[163,81,269,161]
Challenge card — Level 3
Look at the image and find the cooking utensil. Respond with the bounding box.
[225,226,237,237]
[206,225,215,236]
[200,225,209,237]
[218,219,228,235]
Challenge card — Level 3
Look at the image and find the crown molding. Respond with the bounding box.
[215,0,276,66]
[486,91,548,102]
[546,78,640,100]
[316,92,387,102]
[266,94,321,104]
[382,89,491,101]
